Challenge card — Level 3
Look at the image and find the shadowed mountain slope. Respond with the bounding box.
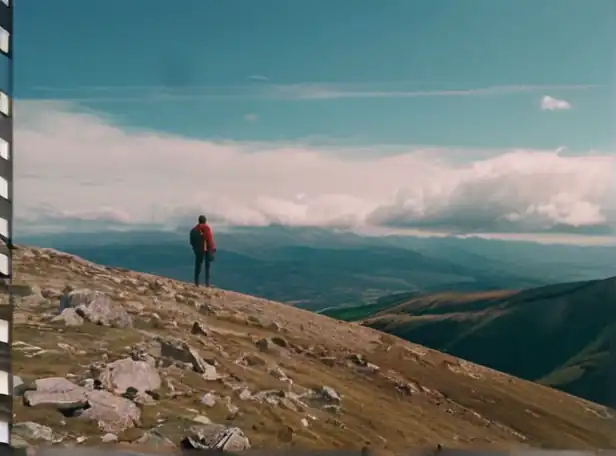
[345,279,616,408]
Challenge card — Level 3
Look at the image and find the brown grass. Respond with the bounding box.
[9,246,616,451]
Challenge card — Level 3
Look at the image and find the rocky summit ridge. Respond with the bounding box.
[7,245,616,452]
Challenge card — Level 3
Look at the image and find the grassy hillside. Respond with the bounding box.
[334,280,616,408]
[8,245,616,450]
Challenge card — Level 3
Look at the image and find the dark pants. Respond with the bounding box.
[193,250,213,286]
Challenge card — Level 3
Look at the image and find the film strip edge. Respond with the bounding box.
[0,0,12,449]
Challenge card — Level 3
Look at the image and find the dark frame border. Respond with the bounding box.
[0,0,11,449]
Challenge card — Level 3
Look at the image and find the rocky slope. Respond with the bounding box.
[7,246,616,452]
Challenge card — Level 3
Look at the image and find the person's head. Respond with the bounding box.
[198,215,207,224]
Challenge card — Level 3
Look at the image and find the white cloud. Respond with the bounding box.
[26,83,599,104]
[541,95,571,111]
[13,101,616,239]
[273,84,596,101]
[244,113,258,122]
[247,74,269,82]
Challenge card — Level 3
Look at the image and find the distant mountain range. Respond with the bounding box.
[19,225,616,311]
[324,277,616,408]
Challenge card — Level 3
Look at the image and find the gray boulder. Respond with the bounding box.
[98,357,161,394]
[23,377,88,409]
[12,422,55,443]
[61,289,132,328]
[23,376,141,434]
[157,337,217,376]
[79,389,141,434]
[318,386,341,404]
[52,308,84,326]
[181,423,251,451]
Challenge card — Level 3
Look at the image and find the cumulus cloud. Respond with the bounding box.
[13,100,616,239]
[541,95,571,111]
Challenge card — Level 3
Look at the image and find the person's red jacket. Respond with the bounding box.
[195,223,216,252]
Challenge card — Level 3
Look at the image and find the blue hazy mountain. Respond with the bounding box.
[19,226,616,310]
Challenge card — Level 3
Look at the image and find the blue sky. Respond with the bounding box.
[11,0,616,243]
[16,0,615,149]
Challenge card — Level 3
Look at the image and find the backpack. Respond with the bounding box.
[189,226,203,251]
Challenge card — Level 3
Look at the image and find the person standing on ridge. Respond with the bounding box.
[190,215,216,287]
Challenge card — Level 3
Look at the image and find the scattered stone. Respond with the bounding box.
[157,337,217,375]
[200,393,218,407]
[23,377,140,434]
[279,397,301,412]
[14,245,594,452]
[223,396,240,418]
[135,430,176,448]
[23,377,88,409]
[101,433,118,443]
[238,388,252,400]
[240,353,267,367]
[190,321,211,336]
[318,386,341,404]
[98,357,162,394]
[348,353,366,366]
[181,424,251,451]
[80,378,97,390]
[62,289,133,328]
[12,422,55,443]
[323,405,342,414]
[395,380,422,396]
[269,366,291,383]
[130,341,161,363]
[252,389,286,406]
[41,287,62,300]
[80,390,141,434]
[51,308,85,326]
[255,337,285,354]
[193,415,212,425]
[202,363,220,381]
[147,313,166,329]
